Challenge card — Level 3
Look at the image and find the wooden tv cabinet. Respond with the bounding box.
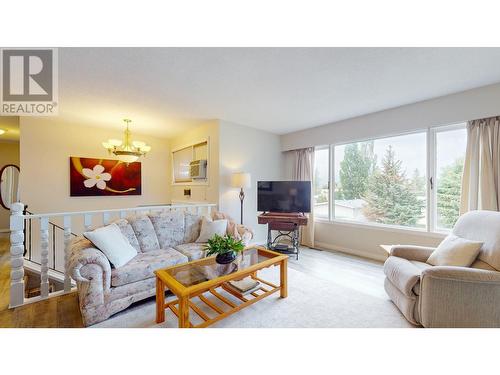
[258,212,308,260]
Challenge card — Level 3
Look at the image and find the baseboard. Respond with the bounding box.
[314,241,388,262]
[252,238,387,263]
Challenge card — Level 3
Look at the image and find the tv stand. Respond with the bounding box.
[258,212,308,260]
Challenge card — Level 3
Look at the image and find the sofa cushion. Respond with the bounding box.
[184,213,202,243]
[174,242,207,261]
[149,211,185,248]
[452,210,500,270]
[83,223,138,268]
[111,248,188,287]
[384,256,427,297]
[427,234,482,267]
[113,218,141,252]
[196,216,228,242]
[212,211,237,236]
[128,216,160,252]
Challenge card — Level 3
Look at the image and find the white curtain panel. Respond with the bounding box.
[460,116,500,213]
[289,147,315,248]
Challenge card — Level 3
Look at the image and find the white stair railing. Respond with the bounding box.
[9,202,217,308]
[9,202,25,308]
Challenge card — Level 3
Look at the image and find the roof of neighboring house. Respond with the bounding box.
[334,199,365,209]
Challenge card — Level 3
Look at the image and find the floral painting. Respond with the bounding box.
[70,157,141,196]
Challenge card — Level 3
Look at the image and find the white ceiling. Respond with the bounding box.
[59,48,500,137]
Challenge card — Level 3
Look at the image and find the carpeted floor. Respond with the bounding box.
[93,248,413,328]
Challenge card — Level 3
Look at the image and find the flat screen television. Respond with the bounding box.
[257,181,311,213]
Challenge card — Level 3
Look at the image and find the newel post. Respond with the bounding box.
[63,215,72,292]
[9,202,25,308]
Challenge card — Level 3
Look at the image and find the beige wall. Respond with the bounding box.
[219,121,283,244]
[0,141,20,230]
[168,120,219,204]
[280,83,500,261]
[19,118,170,214]
[16,117,277,243]
[314,222,444,261]
[281,82,500,151]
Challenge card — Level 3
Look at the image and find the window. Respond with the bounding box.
[313,147,330,219]
[334,132,427,229]
[172,146,193,183]
[433,126,467,230]
[172,140,209,184]
[313,123,467,233]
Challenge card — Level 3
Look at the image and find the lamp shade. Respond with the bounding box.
[231,172,251,189]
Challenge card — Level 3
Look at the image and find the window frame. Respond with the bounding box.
[312,145,331,221]
[429,122,467,233]
[314,122,467,235]
[171,138,210,186]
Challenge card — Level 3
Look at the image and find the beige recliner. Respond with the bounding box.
[384,210,500,328]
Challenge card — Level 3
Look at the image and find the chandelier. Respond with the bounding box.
[102,119,151,163]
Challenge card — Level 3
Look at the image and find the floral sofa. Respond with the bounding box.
[68,210,253,326]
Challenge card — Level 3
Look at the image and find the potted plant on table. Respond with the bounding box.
[205,234,245,264]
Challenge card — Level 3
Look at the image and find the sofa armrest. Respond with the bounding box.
[419,266,500,327]
[68,237,112,307]
[383,256,421,296]
[422,266,500,283]
[389,245,435,263]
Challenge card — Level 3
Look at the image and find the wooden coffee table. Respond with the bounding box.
[154,246,288,328]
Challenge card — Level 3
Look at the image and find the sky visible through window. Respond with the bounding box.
[436,128,467,173]
[314,125,467,230]
[314,130,467,189]
[334,132,426,181]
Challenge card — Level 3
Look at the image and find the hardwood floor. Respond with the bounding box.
[0,234,84,328]
[0,235,384,328]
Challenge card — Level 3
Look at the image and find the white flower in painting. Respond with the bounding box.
[82,165,111,190]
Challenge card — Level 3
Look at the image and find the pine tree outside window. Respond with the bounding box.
[333,132,427,229]
[314,122,467,233]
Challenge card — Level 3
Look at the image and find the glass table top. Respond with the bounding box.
[165,247,276,288]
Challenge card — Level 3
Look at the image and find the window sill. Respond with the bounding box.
[171,180,209,186]
[314,218,448,239]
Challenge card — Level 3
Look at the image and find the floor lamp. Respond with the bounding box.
[230,172,251,225]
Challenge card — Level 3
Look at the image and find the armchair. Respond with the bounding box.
[384,210,500,327]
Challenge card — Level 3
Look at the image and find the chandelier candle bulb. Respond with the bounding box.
[102,119,152,163]
[108,139,123,147]
[132,141,146,148]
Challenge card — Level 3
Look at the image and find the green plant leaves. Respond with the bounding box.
[204,234,244,256]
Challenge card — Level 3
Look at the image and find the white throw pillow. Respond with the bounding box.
[196,216,228,243]
[427,234,483,267]
[84,223,138,268]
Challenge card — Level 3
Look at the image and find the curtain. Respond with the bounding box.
[460,116,500,213]
[288,147,315,248]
